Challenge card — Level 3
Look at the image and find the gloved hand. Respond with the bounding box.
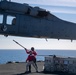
[24,48,27,50]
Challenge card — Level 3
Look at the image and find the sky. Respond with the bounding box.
[0,0,76,50]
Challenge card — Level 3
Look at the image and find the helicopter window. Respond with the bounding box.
[0,14,3,24]
[6,15,16,25]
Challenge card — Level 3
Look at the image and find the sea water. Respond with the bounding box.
[0,49,76,64]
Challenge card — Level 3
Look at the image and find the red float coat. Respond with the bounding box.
[26,49,37,57]
[26,54,35,62]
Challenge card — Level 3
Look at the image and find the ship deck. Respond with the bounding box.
[0,61,75,75]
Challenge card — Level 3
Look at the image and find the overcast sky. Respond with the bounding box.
[0,0,76,50]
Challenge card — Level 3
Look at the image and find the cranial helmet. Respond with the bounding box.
[31,47,34,51]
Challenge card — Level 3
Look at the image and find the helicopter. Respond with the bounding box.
[0,0,76,41]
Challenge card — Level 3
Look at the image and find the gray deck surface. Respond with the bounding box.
[0,61,73,75]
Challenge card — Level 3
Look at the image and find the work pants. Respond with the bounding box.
[29,58,38,71]
[26,61,38,72]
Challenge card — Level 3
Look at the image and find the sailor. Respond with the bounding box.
[25,47,38,73]
[25,51,38,73]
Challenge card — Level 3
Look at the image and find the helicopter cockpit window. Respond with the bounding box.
[0,14,3,24]
[6,15,16,25]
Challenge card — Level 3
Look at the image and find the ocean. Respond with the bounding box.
[0,49,76,64]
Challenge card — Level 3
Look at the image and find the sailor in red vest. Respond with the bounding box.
[25,51,38,73]
[25,47,38,73]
